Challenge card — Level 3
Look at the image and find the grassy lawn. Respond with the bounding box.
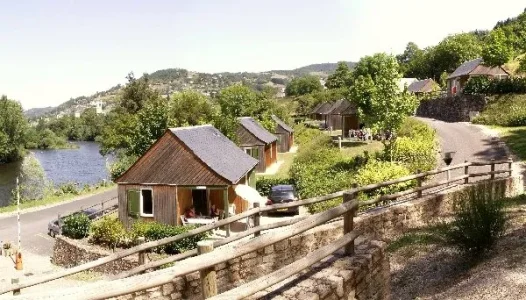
[0,184,115,214]
[339,140,384,158]
[493,126,526,161]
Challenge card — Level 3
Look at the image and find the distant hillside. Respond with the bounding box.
[24,61,356,119]
[25,107,55,118]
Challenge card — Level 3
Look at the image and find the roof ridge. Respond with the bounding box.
[169,124,212,131]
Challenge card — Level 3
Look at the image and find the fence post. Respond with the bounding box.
[137,237,146,271]
[338,136,342,150]
[101,199,104,212]
[11,278,20,296]
[416,170,423,198]
[197,241,217,298]
[57,214,62,235]
[253,202,261,237]
[343,192,356,256]
[508,157,513,177]
[490,159,495,180]
[464,160,469,184]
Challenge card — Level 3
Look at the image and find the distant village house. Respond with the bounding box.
[407,79,439,96]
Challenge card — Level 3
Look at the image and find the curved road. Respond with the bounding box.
[418,118,509,182]
[0,188,117,256]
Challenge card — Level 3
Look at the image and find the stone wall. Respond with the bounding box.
[248,240,390,300]
[416,94,487,122]
[52,236,138,274]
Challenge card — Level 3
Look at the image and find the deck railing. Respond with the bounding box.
[1,158,513,298]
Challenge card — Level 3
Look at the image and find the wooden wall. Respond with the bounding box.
[177,188,192,224]
[271,141,278,161]
[118,184,177,228]
[256,145,266,173]
[264,144,272,169]
[342,115,360,138]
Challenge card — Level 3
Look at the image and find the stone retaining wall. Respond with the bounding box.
[416,94,487,122]
[52,237,138,274]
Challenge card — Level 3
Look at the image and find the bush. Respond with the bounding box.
[473,94,526,126]
[293,123,324,146]
[446,182,507,256]
[256,177,294,197]
[464,76,526,95]
[391,118,438,172]
[89,216,126,249]
[131,221,208,254]
[354,160,414,200]
[62,213,92,239]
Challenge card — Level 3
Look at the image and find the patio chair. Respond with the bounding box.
[180,215,188,226]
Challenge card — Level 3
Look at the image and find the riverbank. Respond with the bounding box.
[0,184,116,216]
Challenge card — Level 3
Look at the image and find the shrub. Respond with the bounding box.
[256,177,294,197]
[464,76,526,95]
[131,221,208,254]
[391,118,438,172]
[472,94,526,126]
[89,216,126,249]
[293,123,324,146]
[446,182,507,256]
[354,160,413,200]
[62,213,91,239]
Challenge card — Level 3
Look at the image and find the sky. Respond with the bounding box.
[1,1,525,109]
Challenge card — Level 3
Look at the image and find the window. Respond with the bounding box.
[140,188,153,217]
[244,147,259,159]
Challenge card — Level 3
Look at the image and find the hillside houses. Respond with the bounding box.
[447,58,510,96]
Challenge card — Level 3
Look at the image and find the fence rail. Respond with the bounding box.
[1,158,513,298]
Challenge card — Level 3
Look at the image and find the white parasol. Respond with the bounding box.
[234,184,267,206]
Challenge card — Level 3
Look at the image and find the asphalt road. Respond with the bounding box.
[0,188,117,256]
[418,118,509,181]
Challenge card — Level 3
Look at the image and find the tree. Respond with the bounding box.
[349,54,418,158]
[119,73,159,114]
[0,95,28,163]
[482,28,514,66]
[325,62,353,89]
[433,33,483,76]
[168,91,217,127]
[129,97,169,157]
[285,75,323,96]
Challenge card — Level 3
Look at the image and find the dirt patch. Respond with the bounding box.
[389,197,526,300]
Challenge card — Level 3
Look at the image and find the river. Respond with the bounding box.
[0,142,111,207]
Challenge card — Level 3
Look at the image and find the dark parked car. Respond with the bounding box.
[266,185,300,215]
[47,207,102,237]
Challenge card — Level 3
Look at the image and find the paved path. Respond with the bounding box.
[0,188,117,256]
[418,118,510,182]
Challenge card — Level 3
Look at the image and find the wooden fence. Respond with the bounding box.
[1,159,513,299]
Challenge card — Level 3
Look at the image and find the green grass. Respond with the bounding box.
[257,151,296,179]
[387,225,447,253]
[0,184,115,214]
[493,126,526,161]
[339,141,384,158]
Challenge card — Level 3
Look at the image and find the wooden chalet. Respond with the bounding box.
[270,115,294,153]
[310,102,332,123]
[407,78,439,95]
[236,117,278,173]
[115,125,259,227]
[326,99,359,137]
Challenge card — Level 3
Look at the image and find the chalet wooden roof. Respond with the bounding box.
[316,102,334,115]
[447,58,510,79]
[310,103,324,114]
[116,125,258,185]
[238,117,277,145]
[407,79,437,93]
[328,99,357,115]
[271,115,294,133]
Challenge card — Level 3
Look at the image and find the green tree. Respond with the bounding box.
[482,28,514,66]
[217,85,259,117]
[433,33,483,76]
[129,97,169,157]
[325,62,353,89]
[168,91,217,127]
[349,54,418,158]
[285,75,323,96]
[119,73,159,114]
[0,95,28,163]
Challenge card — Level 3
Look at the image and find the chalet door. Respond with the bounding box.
[192,189,208,216]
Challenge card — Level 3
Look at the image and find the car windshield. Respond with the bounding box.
[271,190,296,199]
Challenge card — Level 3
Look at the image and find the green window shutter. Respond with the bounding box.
[127,190,140,218]
[249,170,256,189]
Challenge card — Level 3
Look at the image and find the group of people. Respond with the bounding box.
[348,127,393,142]
[183,204,223,220]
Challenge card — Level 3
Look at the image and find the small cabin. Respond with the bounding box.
[115,125,258,227]
[327,100,359,137]
[271,115,294,153]
[236,117,278,173]
[447,58,509,96]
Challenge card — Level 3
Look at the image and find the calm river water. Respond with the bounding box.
[0,142,111,207]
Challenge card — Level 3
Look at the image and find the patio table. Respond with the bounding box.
[186,217,217,225]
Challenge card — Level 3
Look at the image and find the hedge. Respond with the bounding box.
[464,76,526,95]
[473,94,526,126]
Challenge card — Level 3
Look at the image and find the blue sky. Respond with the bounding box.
[1,0,524,109]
